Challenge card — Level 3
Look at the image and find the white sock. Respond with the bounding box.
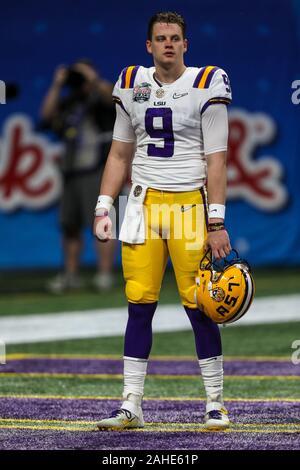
[198,355,224,409]
[121,356,148,415]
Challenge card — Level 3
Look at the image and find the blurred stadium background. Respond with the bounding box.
[0,0,300,451]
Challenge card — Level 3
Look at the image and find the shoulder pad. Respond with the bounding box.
[120,66,140,89]
[193,66,220,89]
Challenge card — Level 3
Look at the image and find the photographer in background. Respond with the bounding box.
[41,59,117,293]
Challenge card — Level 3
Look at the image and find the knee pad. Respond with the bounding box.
[179,285,197,308]
[125,280,159,303]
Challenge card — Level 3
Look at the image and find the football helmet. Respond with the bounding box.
[195,250,255,324]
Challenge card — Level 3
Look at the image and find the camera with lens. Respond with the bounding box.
[64,68,86,89]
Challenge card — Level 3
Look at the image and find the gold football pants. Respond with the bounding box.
[122,188,208,308]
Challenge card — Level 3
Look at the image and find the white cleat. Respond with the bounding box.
[204,403,230,430]
[95,408,144,431]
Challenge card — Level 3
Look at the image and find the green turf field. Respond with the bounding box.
[2,321,299,401]
[1,267,300,316]
[5,321,300,357]
[1,268,300,451]
[0,374,299,399]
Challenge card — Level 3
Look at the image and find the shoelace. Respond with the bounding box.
[110,408,133,419]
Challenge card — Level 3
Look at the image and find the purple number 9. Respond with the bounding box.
[145,108,174,157]
[222,74,231,94]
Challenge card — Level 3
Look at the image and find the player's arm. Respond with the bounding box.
[93,139,134,242]
[93,98,135,242]
[202,103,231,259]
[201,67,232,259]
[100,139,134,199]
[206,149,231,259]
[206,150,226,218]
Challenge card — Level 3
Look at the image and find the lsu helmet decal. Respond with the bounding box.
[195,250,255,324]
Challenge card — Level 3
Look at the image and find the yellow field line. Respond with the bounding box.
[0,424,93,432]
[0,394,300,402]
[1,418,300,428]
[0,418,94,425]
[0,419,299,433]
[0,424,299,434]
[0,373,123,379]
[5,354,292,362]
[0,372,299,380]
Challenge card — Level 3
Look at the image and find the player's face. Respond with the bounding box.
[146,22,187,67]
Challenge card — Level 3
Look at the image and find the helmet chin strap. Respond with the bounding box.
[200,249,213,270]
[200,248,251,274]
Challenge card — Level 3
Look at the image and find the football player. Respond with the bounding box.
[94,11,232,430]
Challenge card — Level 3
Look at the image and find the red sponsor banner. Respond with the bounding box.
[0,115,62,211]
[0,110,288,212]
[228,109,287,211]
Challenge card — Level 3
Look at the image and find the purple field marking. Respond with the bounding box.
[0,398,299,425]
[0,428,299,450]
[0,399,299,450]
[1,358,299,376]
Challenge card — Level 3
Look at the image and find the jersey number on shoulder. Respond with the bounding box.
[145,108,174,158]
[222,74,231,94]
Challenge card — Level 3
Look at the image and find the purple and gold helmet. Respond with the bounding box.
[195,250,255,324]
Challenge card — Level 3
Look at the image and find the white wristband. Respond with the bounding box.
[95,195,114,214]
[208,204,225,219]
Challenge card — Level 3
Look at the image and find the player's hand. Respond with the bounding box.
[53,66,67,87]
[93,209,112,242]
[205,229,231,260]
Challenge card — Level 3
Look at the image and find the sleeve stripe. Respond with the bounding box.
[201,97,232,114]
[121,68,127,89]
[204,66,219,88]
[112,95,130,115]
[129,65,139,88]
[193,65,218,89]
[121,65,140,89]
[193,67,206,88]
[125,66,135,88]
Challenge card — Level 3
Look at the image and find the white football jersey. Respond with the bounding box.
[113,65,232,191]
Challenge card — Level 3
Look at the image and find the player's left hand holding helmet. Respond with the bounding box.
[195,249,255,324]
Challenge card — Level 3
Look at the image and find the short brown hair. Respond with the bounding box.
[147,12,186,40]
